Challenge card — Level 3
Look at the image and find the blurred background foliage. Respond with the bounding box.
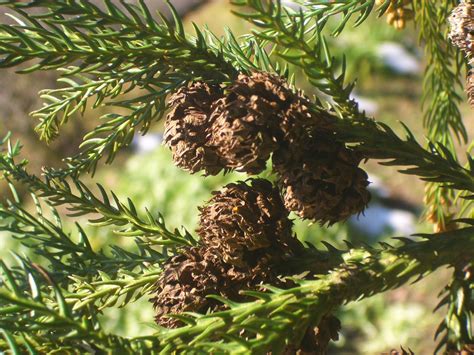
[0,0,472,353]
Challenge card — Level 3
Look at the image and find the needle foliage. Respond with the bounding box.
[0,0,472,353]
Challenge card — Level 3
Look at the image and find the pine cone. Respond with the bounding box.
[210,72,330,174]
[273,133,370,224]
[231,72,334,139]
[209,72,290,174]
[449,1,474,56]
[164,82,224,175]
[197,179,297,267]
[151,245,280,328]
[279,94,334,145]
[210,95,277,174]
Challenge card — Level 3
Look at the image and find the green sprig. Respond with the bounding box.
[0,261,160,353]
[0,139,195,247]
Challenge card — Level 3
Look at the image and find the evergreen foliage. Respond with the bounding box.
[0,0,472,353]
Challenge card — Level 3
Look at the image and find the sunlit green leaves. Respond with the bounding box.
[0,261,160,353]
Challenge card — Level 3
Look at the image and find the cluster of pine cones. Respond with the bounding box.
[164,72,370,225]
[151,179,340,352]
[449,0,473,107]
[152,71,370,351]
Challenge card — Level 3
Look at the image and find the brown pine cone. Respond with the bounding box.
[164,82,224,175]
[209,72,290,174]
[151,245,280,328]
[279,94,334,145]
[210,94,278,174]
[197,179,297,267]
[229,72,334,139]
[449,1,473,57]
[273,133,370,225]
[210,72,331,174]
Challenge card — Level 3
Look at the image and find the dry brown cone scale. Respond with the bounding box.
[197,179,299,267]
[163,81,224,175]
[273,133,370,225]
